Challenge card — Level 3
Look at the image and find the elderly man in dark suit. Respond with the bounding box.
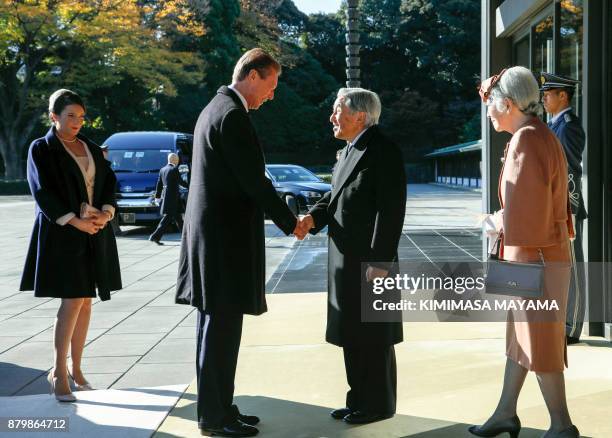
[175,48,298,437]
[541,72,588,344]
[296,88,407,425]
[149,153,188,245]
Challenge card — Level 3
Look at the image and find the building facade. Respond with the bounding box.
[425,140,482,188]
[482,0,611,339]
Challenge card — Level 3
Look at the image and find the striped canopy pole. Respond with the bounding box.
[346,0,361,87]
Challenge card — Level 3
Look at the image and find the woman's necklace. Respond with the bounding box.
[57,132,79,143]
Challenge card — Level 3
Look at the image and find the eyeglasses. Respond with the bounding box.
[479,68,507,102]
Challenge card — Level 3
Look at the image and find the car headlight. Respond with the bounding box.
[301,191,322,199]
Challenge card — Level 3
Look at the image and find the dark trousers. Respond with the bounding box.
[150,213,183,241]
[196,310,243,428]
[343,345,397,415]
[567,218,586,338]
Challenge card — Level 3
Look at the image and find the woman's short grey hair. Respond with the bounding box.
[490,66,542,117]
[336,88,382,127]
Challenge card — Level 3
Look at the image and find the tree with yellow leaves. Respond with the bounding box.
[0,0,204,179]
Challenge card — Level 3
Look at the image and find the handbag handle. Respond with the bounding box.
[489,231,544,265]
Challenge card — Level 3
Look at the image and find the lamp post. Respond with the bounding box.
[346,0,360,87]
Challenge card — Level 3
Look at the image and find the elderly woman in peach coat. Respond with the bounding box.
[469,66,579,438]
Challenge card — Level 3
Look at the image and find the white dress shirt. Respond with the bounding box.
[551,107,572,124]
[346,127,370,155]
[228,84,249,112]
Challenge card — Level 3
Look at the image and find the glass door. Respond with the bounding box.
[532,14,554,74]
[558,0,584,115]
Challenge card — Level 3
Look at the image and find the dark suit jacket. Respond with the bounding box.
[308,126,407,347]
[548,110,587,220]
[175,86,297,315]
[155,163,188,216]
[20,127,122,300]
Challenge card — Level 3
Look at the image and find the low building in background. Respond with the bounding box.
[425,139,481,189]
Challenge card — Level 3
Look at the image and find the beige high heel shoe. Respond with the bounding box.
[47,371,76,402]
[67,369,94,391]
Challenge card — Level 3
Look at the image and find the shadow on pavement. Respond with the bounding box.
[0,362,48,396]
[581,339,612,349]
[153,393,559,438]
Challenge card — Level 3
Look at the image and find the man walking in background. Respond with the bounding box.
[175,48,298,437]
[149,153,188,245]
[541,72,588,344]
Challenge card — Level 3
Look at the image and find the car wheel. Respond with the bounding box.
[285,195,298,215]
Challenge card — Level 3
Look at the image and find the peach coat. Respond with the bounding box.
[499,117,573,372]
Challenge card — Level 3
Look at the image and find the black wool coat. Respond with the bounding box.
[155,163,188,216]
[175,87,297,315]
[20,127,122,300]
[308,126,407,347]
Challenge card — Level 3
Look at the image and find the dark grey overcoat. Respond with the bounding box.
[308,126,407,347]
[175,87,297,315]
[20,127,122,300]
[155,163,187,216]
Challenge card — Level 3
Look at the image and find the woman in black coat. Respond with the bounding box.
[20,89,122,402]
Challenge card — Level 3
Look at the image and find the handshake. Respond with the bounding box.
[293,214,314,240]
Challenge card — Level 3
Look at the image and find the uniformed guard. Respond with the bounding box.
[541,72,587,345]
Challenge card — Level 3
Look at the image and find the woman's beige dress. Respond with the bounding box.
[499,117,573,372]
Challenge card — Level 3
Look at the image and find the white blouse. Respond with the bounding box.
[55,138,115,226]
[64,140,95,204]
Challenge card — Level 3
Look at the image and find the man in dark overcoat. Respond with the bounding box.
[175,48,298,437]
[149,153,188,244]
[296,88,407,424]
[541,72,588,344]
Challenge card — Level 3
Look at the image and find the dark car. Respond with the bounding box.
[265,164,332,215]
[103,131,192,226]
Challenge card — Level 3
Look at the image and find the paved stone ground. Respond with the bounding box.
[0,184,481,397]
[2,185,611,437]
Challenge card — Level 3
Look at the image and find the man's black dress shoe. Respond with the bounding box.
[468,415,521,438]
[199,420,258,437]
[343,411,393,424]
[330,407,352,419]
[148,237,163,245]
[566,336,581,345]
[231,404,260,426]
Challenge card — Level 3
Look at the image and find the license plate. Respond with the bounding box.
[120,213,136,224]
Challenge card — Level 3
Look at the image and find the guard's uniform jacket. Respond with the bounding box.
[548,110,587,221]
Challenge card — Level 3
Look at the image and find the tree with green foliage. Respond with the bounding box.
[0,0,203,179]
[0,0,480,177]
[154,0,242,135]
[236,0,342,165]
